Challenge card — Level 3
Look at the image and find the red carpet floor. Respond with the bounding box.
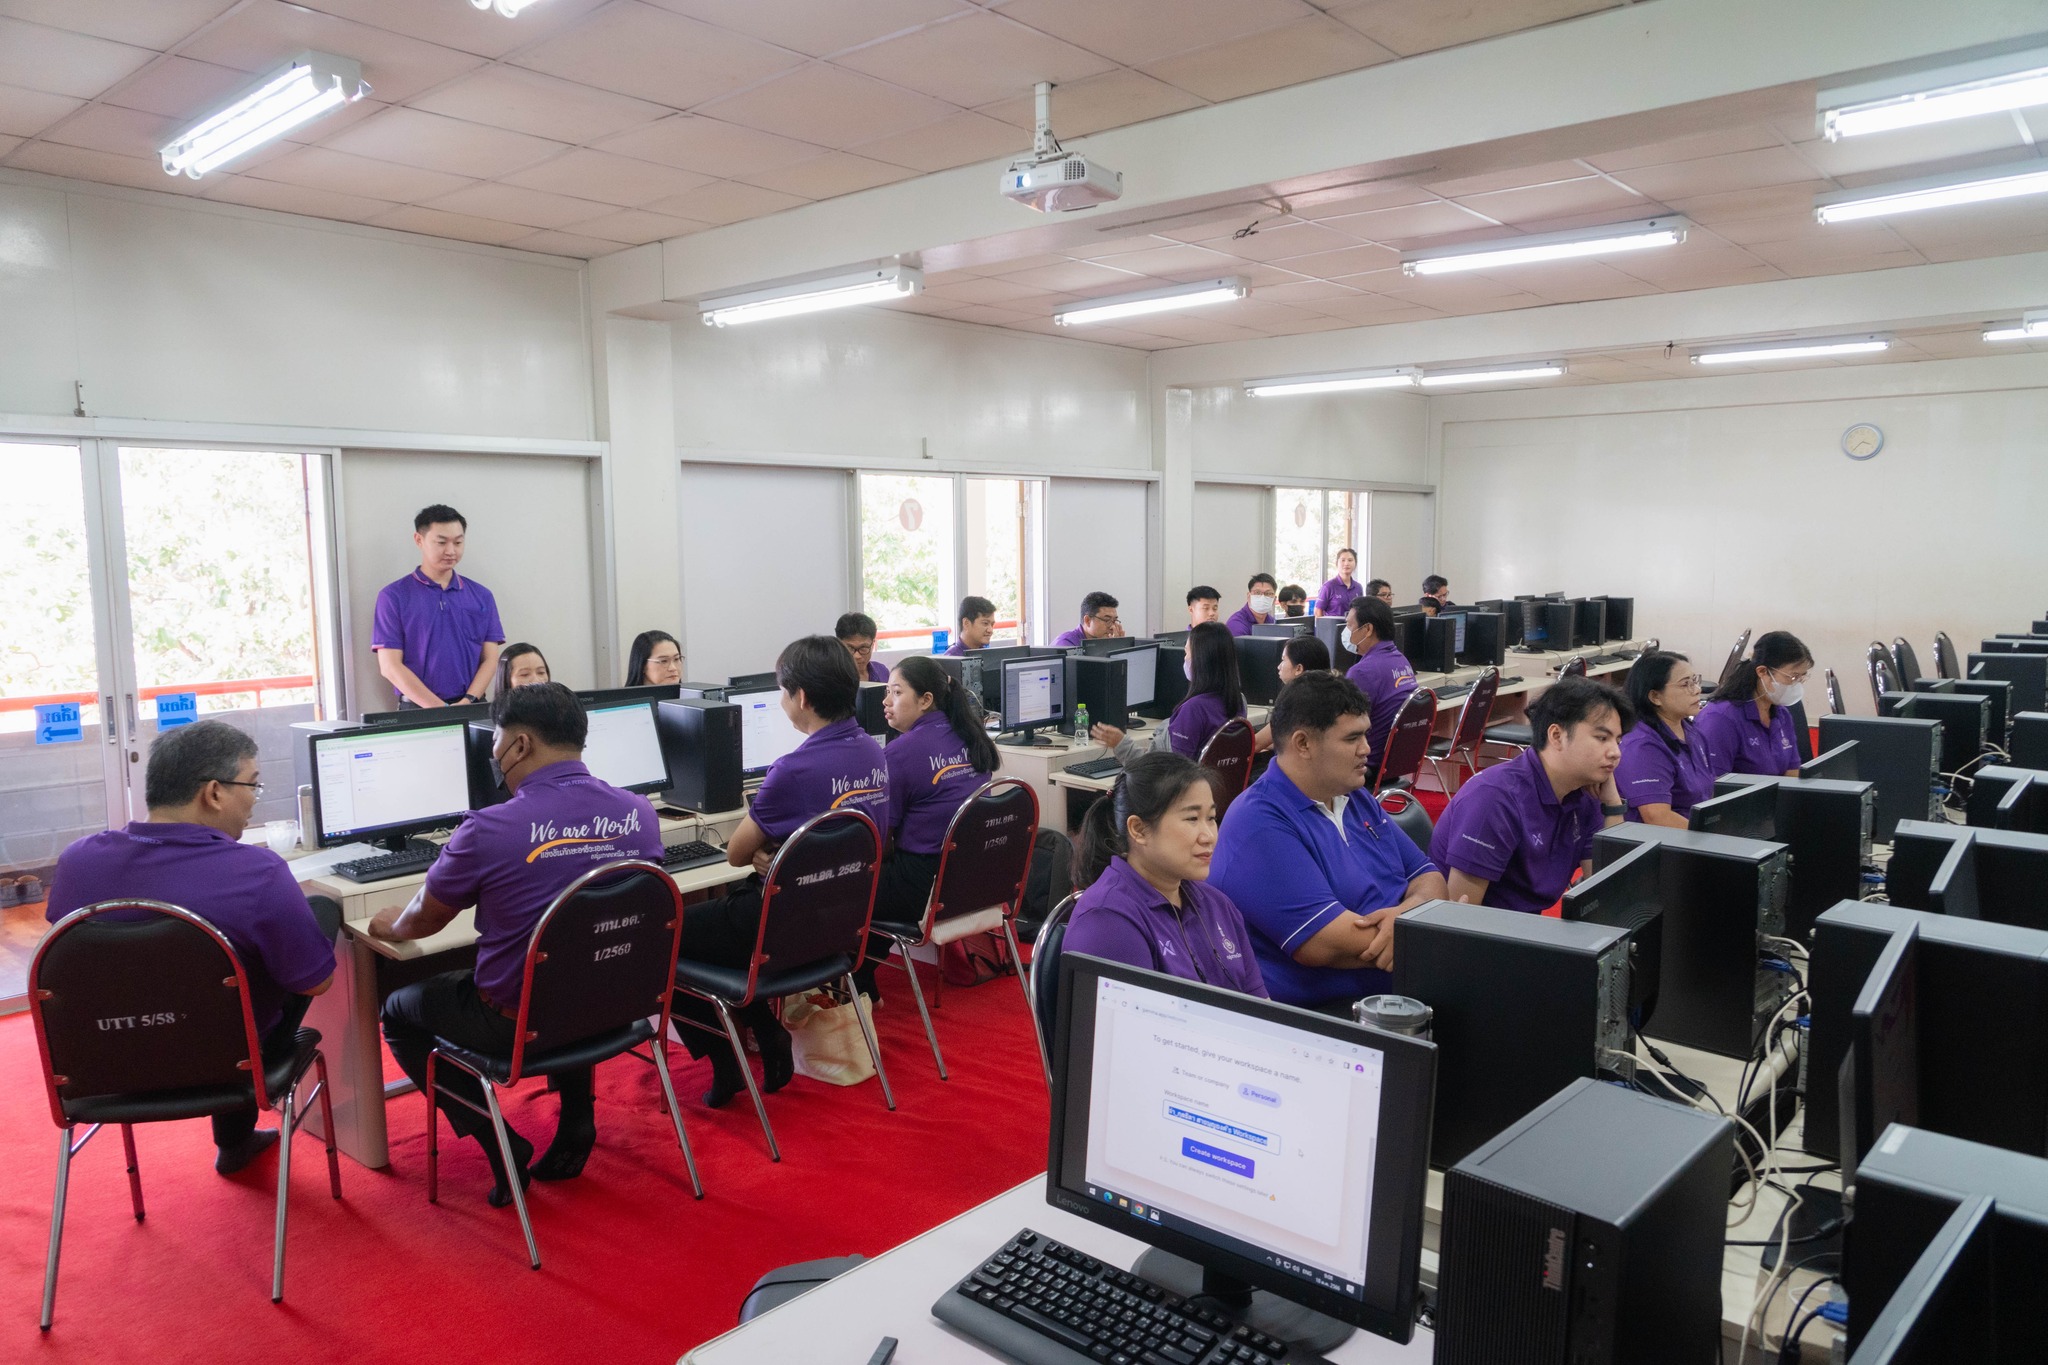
[0,968,1049,1364]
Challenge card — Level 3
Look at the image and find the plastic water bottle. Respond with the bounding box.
[1074,702,1090,740]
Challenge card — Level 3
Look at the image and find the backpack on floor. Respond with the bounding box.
[940,931,1016,988]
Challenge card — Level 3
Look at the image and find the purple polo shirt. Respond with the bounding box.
[943,640,972,657]
[425,760,660,1007]
[1695,698,1802,777]
[371,568,505,703]
[1317,575,1363,618]
[1168,690,1243,759]
[1052,625,1087,648]
[885,712,985,855]
[750,716,889,841]
[46,823,335,1033]
[1209,764,1436,1008]
[1431,746,1602,913]
[1617,717,1717,820]
[865,659,890,684]
[1345,641,1418,765]
[1065,857,1267,998]
[1225,603,1269,637]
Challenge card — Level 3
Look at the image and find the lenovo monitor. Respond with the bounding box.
[998,654,1066,746]
[729,686,806,777]
[578,700,672,795]
[309,721,473,850]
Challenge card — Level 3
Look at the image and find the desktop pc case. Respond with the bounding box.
[2011,712,2048,769]
[1232,636,1287,708]
[1884,819,1969,910]
[854,681,889,737]
[1435,1078,1733,1365]
[1312,614,1360,673]
[1593,825,1792,1059]
[1970,654,2048,716]
[1711,773,1876,939]
[1058,655,1128,734]
[654,698,743,814]
[1967,765,2047,828]
[1818,714,1943,842]
[1879,691,1988,783]
[1392,903,1632,1169]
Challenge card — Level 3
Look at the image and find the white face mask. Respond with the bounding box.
[1183,658,1194,681]
[1250,595,1274,615]
[1765,677,1805,708]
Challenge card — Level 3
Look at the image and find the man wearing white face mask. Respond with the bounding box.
[1226,573,1279,636]
[1695,630,1814,778]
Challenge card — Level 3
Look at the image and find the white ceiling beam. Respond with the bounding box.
[626,0,2048,311]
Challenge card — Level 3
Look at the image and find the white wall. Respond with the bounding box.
[676,463,849,683]
[1370,492,1436,602]
[1434,354,2048,711]
[1048,479,1151,639]
[1190,484,1266,618]
[1181,385,1429,485]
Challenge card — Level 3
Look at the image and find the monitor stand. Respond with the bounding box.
[996,730,1055,747]
[1130,1249,1354,1355]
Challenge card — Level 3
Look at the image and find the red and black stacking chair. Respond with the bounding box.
[1933,632,1963,682]
[1196,718,1258,816]
[1372,688,1439,792]
[1425,666,1501,791]
[869,778,1039,1082]
[1026,892,1080,1089]
[674,809,891,1163]
[1868,643,1904,711]
[28,899,340,1328]
[423,860,701,1270]
[1558,655,1590,681]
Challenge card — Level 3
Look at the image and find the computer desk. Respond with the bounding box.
[680,1028,1825,1364]
[296,808,749,1169]
[997,707,1272,825]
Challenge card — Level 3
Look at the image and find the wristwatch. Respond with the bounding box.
[462,692,485,704]
[1601,802,1627,817]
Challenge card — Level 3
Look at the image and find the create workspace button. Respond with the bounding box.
[1182,1139,1255,1178]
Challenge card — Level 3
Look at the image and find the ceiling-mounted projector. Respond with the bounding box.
[1000,82,1122,212]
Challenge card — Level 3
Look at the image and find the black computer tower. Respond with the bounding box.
[2010,712,2048,769]
[1603,597,1635,642]
[1880,692,1988,781]
[654,698,743,814]
[1818,715,1943,842]
[931,654,985,713]
[1435,1078,1732,1365]
[1393,903,1632,1169]
[854,681,889,738]
[676,681,727,700]
[1058,656,1128,734]
[1594,824,1792,1059]
[1458,611,1507,668]
[1419,616,1458,674]
[1970,654,2048,714]
[1713,773,1877,939]
[1231,636,1286,708]
[1885,819,1970,910]
[1938,827,2048,930]
[1248,619,1311,639]
[463,721,509,808]
[1950,679,2012,748]
[1573,597,1608,648]
[1142,647,1188,720]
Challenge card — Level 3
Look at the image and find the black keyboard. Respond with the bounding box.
[332,848,438,883]
[1066,757,1124,780]
[933,1228,1322,1365]
[1434,684,1472,701]
[1499,675,1525,687]
[661,840,725,871]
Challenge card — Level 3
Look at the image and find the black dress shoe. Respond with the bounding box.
[484,1129,536,1208]
[758,1021,794,1094]
[532,1120,595,1181]
[702,1049,749,1108]
[215,1129,279,1175]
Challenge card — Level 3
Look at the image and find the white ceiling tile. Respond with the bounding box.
[1607,145,1827,202]
[367,203,535,246]
[327,107,568,177]
[849,109,1023,171]
[1181,219,1354,260]
[1420,160,1595,198]
[643,178,809,224]
[198,174,395,223]
[5,139,206,193]
[504,228,634,258]
[1583,124,1785,174]
[249,145,475,202]
[1319,199,1497,244]
[424,180,618,230]
[1873,200,2048,265]
[96,55,251,117]
[1452,177,1653,226]
[701,62,957,147]
[974,67,1204,135]
[1262,241,1402,278]
[0,133,18,158]
[0,16,154,98]
[997,0,1314,67]
[412,66,671,145]
[1793,119,2030,180]
[1080,243,1246,277]
[996,258,1152,292]
[1661,180,1831,231]
[1139,16,1396,104]
[594,114,824,177]
[293,0,613,60]
[832,11,1116,109]
[0,82,82,137]
[37,101,172,158]
[512,2,804,109]
[502,147,710,205]
[641,0,973,59]
[922,274,1055,305]
[177,2,488,104]
[1327,0,1619,58]
[560,206,707,244]
[0,1,237,50]
[741,150,916,199]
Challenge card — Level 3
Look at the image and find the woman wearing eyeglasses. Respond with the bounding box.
[1695,631,1814,778]
[1615,651,1715,827]
[624,630,683,688]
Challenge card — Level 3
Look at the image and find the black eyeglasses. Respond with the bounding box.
[217,779,266,797]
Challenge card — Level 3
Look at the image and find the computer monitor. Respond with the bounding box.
[1982,638,2048,655]
[727,671,777,693]
[1077,636,1130,657]
[1234,635,1287,707]
[729,686,806,776]
[1818,715,1944,842]
[1850,923,1922,1164]
[1846,1193,1996,1364]
[579,700,671,794]
[1560,838,1664,1027]
[1960,828,2048,930]
[974,644,1039,714]
[1517,600,1573,652]
[1970,654,2048,715]
[309,721,474,850]
[1108,644,1159,713]
[1455,612,1507,669]
[1802,741,1861,781]
[1571,598,1608,649]
[998,654,1065,746]
[1045,954,1436,1350]
[1153,628,1191,648]
[1417,616,1457,675]
[577,683,681,709]
[1712,773,1877,939]
[2017,713,2048,770]
[1604,596,1635,642]
[363,701,494,726]
[1250,619,1312,639]
[1474,597,1507,616]
[1390,610,1426,662]
[1996,776,2048,836]
[1688,782,1777,840]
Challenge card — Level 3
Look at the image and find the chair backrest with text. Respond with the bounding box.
[1197,718,1258,814]
[1374,688,1439,790]
[1445,668,1500,756]
[29,901,271,1126]
[745,810,883,1001]
[921,779,1040,939]
[509,861,683,1084]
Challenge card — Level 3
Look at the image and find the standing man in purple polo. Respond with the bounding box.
[45,720,337,1176]
[372,684,663,1206]
[1344,596,1418,768]
[1317,548,1365,619]
[373,504,505,709]
[1052,592,1121,648]
[1225,573,1279,636]
[1430,675,1634,912]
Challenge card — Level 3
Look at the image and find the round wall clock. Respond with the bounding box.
[1842,423,1884,460]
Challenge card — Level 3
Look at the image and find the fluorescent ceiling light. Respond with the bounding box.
[699,265,922,327]
[160,53,366,179]
[1053,277,1247,326]
[1401,217,1687,276]
[1691,336,1891,366]
[1983,310,2048,341]
[1417,362,1566,387]
[1244,368,1420,397]
[1816,160,2048,223]
[472,0,548,14]
[1821,48,2048,139]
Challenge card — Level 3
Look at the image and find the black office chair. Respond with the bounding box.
[29,900,340,1327]
[1027,892,1079,1086]
[1196,718,1258,816]
[1826,668,1847,716]
[423,860,701,1269]
[1377,788,1435,856]
[869,778,1039,1081]
[1558,655,1589,681]
[1867,642,1904,711]
[1934,632,1963,681]
[675,809,892,1162]
[1891,637,1923,684]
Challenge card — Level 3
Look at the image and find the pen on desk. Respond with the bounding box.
[865,1336,898,1365]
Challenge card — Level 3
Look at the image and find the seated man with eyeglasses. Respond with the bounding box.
[1052,591,1121,648]
[45,720,338,1177]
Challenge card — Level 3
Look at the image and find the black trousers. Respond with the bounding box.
[672,882,784,1058]
[381,970,593,1143]
[212,895,344,1150]
[859,850,943,997]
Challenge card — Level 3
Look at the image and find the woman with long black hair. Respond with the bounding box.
[1696,630,1813,777]
[623,629,682,687]
[1167,621,1247,759]
[1615,650,1714,827]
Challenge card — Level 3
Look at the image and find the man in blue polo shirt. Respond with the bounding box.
[1052,591,1121,648]
[1431,675,1633,912]
[372,683,663,1207]
[372,503,505,709]
[1209,672,1445,1012]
